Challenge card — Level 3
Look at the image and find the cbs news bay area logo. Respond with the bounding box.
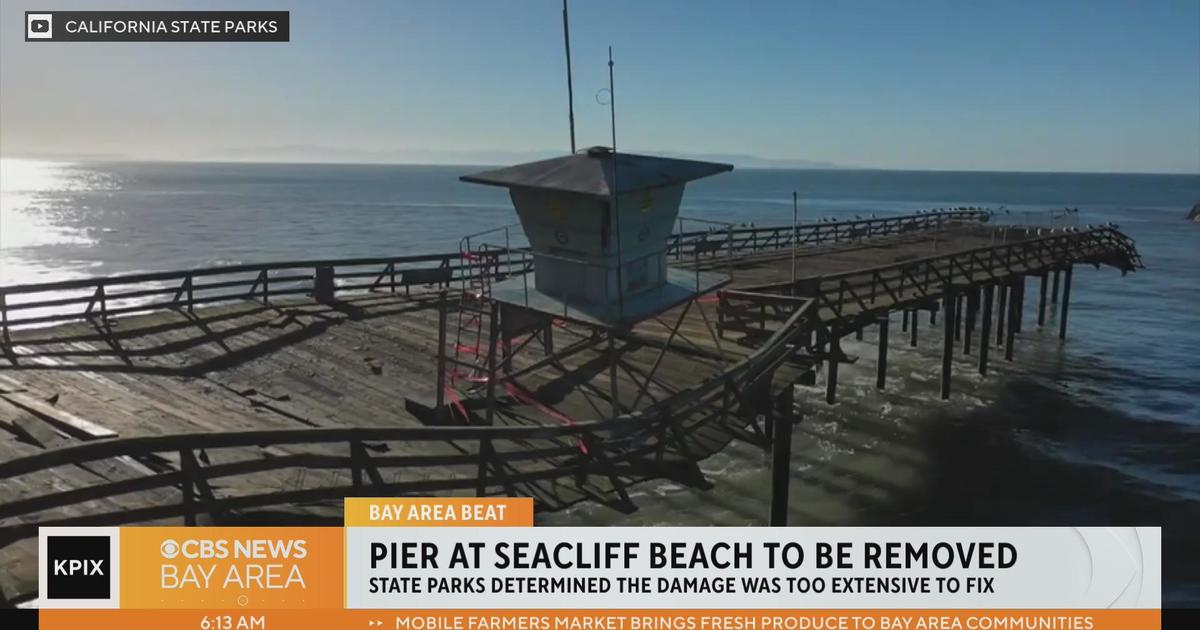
[158,536,308,590]
[39,528,316,608]
[24,11,289,42]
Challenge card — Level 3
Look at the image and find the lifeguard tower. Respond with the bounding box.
[426,147,735,426]
[462,146,732,325]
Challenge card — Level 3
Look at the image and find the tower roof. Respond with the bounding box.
[460,147,733,198]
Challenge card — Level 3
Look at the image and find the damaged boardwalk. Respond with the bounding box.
[0,210,1142,605]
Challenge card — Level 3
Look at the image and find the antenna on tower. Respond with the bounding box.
[607,45,624,319]
[562,0,577,153]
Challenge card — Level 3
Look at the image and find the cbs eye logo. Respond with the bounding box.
[26,13,53,40]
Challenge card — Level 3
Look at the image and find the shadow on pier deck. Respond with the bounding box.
[0,210,1142,605]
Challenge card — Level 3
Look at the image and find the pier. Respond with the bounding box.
[0,208,1142,605]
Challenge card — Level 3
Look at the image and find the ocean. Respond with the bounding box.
[1,160,1198,604]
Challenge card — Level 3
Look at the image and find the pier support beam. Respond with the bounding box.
[485,301,501,425]
[435,292,448,421]
[1013,276,1025,334]
[1037,271,1049,327]
[940,286,956,400]
[909,309,918,347]
[902,309,909,332]
[979,284,994,375]
[954,295,963,342]
[876,316,889,390]
[1059,264,1073,340]
[608,333,620,419]
[1005,279,1019,362]
[769,387,797,527]
[996,284,1008,347]
[1051,269,1060,305]
[963,288,978,355]
[826,324,840,405]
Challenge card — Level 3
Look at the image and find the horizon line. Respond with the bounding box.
[2,154,1198,177]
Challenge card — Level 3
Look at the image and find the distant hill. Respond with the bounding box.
[209,145,850,169]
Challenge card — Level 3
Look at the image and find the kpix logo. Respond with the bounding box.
[39,527,121,608]
[48,536,109,598]
[26,13,53,40]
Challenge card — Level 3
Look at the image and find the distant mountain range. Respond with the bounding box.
[4,145,852,169]
[208,145,850,169]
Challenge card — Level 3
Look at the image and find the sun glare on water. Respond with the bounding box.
[0,158,104,286]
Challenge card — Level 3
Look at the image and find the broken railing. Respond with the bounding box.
[0,300,815,547]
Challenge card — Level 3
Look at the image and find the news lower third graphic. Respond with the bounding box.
[23,499,1164,630]
[23,11,290,42]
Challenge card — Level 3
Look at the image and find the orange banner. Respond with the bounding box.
[40,609,1161,630]
[344,497,534,527]
[118,527,343,609]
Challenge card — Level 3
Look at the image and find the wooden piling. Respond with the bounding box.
[769,387,796,527]
[1037,271,1049,327]
[996,284,1008,346]
[909,309,918,347]
[941,286,955,400]
[1051,268,1060,304]
[902,309,909,332]
[979,284,994,375]
[954,294,963,342]
[1013,276,1025,334]
[826,324,840,405]
[435,291,448,421]
[1059,264,1073,340]
[608,333,620,419]
[876,316,889,390]
[1005,280,1018,362]
[963,289,978,355]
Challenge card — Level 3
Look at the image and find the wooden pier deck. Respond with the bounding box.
[0,209,1143,605]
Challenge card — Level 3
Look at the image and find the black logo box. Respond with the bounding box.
[25,11,289,42]
[46,535,110,599]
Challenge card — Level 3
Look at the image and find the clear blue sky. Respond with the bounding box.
[1,0,1197,172]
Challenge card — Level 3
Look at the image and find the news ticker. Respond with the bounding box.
[30,498,1161,630]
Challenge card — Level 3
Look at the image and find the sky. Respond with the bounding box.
[1,0,1198,173]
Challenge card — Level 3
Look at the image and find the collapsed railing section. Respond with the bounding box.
[0,300,814,544]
